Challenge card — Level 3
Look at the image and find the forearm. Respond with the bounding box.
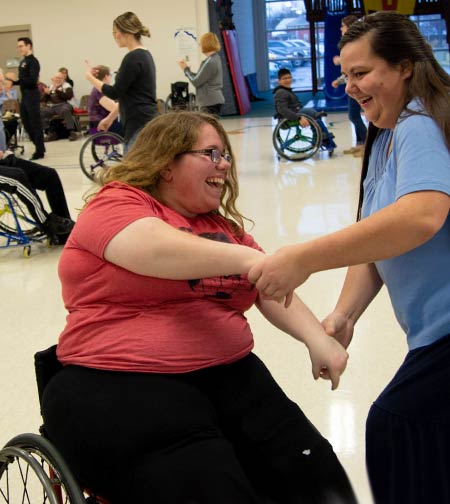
[257,294,349,390]
[256,295,327,346]
[99,96,117,113]
[294,191,449,276]
[104,217,263,278]
[106,107,119,122]
[333,263,383,324]
[86,73,104,94]
[185,61,213,87]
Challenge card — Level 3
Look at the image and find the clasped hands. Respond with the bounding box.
[248,244,308,308]
[248,245,353,390]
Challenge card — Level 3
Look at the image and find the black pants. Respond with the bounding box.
[20,90,45,156]
[0,155,70,219]
[200,103,222,116]
[42,353,357,504]
[366,333,450,503]
[0,163,47,225]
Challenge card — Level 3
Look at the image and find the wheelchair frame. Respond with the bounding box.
[273,115,336,161]
[0,190,48,257]
[0,346,109,504]
[165,82,197,112]
[79,132,124,182]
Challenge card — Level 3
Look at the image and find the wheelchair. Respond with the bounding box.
[165,81,197,112]
[0,346,107,504]
[79,132,124,182]
[0,190,48,257]
[273,114,336,161]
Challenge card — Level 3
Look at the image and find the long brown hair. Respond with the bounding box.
[339,11,450,220]
[99,111,249,234]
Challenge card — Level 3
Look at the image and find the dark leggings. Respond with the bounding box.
[366,333,450,503]
[0,155,71,219]
[42,353,356,504]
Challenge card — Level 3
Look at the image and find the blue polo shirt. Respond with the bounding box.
[362,101,450,350]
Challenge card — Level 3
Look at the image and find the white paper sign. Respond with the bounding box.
[174,28,198,63]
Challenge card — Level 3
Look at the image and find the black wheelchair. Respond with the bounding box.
[0,346,107,504]
[273,114,336,161]
[165,81,197,112]
[79,132,124,182]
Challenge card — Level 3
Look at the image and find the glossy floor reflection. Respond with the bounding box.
[0,114,408,503]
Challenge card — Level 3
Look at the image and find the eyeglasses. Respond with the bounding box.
[184,148,232,164]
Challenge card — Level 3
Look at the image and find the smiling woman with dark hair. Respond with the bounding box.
[250,11,450,504]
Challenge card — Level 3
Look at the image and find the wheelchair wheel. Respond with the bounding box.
[273,117,322,161]
[0,433,85,504]
[79,132,124,182]
[0,191,41,237]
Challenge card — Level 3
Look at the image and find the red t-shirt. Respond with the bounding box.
[57,182,262,373]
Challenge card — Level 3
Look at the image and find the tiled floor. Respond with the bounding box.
[0,114,408,503]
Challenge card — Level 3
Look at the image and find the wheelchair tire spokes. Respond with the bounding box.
[273,117,322,161]
[79,132,124,182]
[0,434,85,504]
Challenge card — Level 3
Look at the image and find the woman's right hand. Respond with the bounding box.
[248,245,312,307]
[98,117,112,132]
[322,311,355,349]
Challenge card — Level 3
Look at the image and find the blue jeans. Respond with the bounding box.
[348,97,367,145]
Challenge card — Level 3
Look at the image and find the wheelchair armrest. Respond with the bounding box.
[34,345,63,409]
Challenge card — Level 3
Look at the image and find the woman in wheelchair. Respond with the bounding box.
[42,111,356,504]
[87,65,123,137]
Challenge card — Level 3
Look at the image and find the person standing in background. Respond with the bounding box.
[332,15,367,157]
[178,32,225,115]
[7,38,45,160]
[85,11,158,151]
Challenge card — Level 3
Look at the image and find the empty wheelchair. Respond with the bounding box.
[79,132,124,182]
[0,346,108,504]
[0,190,47,257]
[165,81,197,111]
[273,114,336,161]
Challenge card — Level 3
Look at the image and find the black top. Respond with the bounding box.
[102,48,157,142]
[17,54,40,93]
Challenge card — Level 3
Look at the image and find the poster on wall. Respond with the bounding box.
[174,28,198,63]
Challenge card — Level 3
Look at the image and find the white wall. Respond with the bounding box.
[0,0,210,101]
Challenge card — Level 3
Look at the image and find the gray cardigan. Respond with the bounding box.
[184,52,225,107]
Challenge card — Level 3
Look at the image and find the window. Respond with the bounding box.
[411,14,450,75]
[265,0,324,90]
